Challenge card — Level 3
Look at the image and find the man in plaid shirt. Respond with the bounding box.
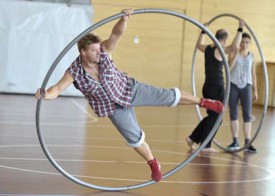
[35,9,224,182]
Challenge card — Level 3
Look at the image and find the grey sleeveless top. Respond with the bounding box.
[230,52,254,88]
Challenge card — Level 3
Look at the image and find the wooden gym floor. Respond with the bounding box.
[0,93,274,196]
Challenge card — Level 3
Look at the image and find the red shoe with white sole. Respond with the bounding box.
[148,158,162,182]
[199,98,224,113]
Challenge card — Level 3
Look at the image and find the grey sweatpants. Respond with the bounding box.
[109,78,180,147]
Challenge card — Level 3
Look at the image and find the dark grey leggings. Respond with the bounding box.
[229,83,252,122]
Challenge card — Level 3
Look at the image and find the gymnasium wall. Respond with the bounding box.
[91,0,275,105]
[0,0,93,96]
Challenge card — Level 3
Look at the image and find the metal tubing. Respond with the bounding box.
[36,8,228,191]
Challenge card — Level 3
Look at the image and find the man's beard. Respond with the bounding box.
[86,56,100,65]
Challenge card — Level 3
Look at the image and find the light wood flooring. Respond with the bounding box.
[0,94,274,196]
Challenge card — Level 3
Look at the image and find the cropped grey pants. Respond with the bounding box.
[109,78,180,147]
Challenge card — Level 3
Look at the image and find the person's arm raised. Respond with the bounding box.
[224,19,245,54]
[101,9,133,54]
[196,22,209,52]
[228,49,239,71]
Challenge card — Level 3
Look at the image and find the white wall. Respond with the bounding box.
[0,0,93,96]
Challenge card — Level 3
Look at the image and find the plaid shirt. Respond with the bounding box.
[66,47,132,117]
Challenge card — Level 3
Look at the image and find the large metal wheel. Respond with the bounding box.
[36,8,229,191]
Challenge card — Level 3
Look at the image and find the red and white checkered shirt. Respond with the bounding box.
[66,47,132,117]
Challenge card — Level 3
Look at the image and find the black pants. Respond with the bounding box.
[189,82,224,148]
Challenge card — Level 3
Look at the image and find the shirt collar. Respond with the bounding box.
[76,55,86,75]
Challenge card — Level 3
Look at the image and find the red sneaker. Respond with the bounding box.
[148,158,162,182]
[199,98,224,113]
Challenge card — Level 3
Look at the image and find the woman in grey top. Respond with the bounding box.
[227,32,258,152]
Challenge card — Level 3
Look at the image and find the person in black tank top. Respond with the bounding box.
[204,45,224,85]
[185,19,245,153]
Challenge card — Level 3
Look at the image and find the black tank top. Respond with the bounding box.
[204,45,224,85]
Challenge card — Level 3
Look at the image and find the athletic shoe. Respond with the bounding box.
[199,98,224,113]
[148,158,162,182]
[227,142,240,150]
[244,145,257,153]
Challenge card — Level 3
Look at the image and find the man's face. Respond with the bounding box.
[219,39,227,47]
[81,43,101,64]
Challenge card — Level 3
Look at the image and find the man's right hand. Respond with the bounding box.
[35,88,46,100]
[121,8,133,21]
